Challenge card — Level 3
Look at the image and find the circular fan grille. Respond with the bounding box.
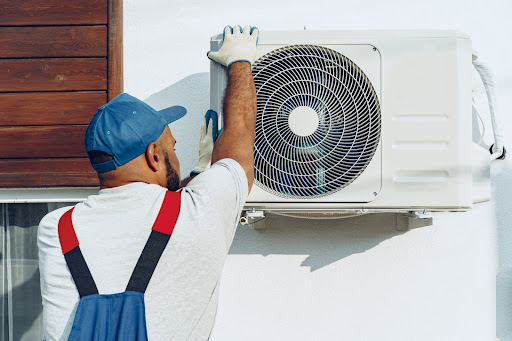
[252,45,381,199]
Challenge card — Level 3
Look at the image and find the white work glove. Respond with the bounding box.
[207,25,259,67]
[190,110,220,176]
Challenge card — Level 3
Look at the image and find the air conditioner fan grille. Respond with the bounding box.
[252,45,381,199]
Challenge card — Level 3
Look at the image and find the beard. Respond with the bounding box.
[164,151,181,191]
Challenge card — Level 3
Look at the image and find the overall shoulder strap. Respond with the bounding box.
[126,191,181,293]
[58,208,99,298]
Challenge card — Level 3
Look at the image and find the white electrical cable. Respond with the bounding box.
[472,59,505,160]
[490,149,504,161]
[472,101,486,146]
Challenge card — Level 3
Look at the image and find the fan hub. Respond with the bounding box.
[288,106,319,137]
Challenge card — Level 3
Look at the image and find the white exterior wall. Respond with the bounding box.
[123,0,512,340]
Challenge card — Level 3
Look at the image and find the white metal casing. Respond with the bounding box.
[210,30,475,212]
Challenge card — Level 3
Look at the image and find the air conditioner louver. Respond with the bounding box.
[252,45,381,199]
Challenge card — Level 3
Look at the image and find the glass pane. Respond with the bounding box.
[7,203,48,341]
[6,203,73,341]
[0,204,7,341]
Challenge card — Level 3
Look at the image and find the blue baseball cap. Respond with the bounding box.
[85,93,187,173]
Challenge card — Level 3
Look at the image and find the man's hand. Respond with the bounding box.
[190,110,219,176]
[207,25,259,67]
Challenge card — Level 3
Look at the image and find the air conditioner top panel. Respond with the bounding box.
[211,30,470,43]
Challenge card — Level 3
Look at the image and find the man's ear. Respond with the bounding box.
[145,142,161,172]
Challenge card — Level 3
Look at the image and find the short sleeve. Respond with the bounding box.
[184,158,248,248]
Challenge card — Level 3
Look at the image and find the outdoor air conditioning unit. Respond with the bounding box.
[209,30,491,228]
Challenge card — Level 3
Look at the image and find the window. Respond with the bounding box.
[1,202,73,340]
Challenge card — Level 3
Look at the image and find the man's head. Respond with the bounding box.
[85,93,186,190]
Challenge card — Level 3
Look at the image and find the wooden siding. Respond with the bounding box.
[0,159,97,187]
[0,0,107,26]
[0,126,89,158]
[0,26,107,58]
[0,58,108,92]
[0,0,122,187]
[0,92,106,126]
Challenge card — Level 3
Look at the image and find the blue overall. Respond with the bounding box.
[58,191,181,340]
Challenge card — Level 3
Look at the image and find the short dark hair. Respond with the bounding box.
[87,150,113,164]
[88,150,116,183]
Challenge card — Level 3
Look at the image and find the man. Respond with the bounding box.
[38,25,258,340]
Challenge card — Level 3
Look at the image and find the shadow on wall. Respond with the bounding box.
[229,212,404,271]
[144,72,211,178]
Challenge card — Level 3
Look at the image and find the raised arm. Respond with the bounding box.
[206,25,259,191]
[211,62,256,191]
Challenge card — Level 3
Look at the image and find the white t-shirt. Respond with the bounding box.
[38,159,248,341]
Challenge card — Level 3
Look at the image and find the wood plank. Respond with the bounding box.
[108,0,124,100]
[0,126,88,158]
[0,26,107,58]
[0,58,107,92]
[0,158,94,173]
[0,172,99,187]
[0,158,98,187]
[0,0,107,26]
[0,92,106,126]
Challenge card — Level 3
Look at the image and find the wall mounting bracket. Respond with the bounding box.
[395,211,433,231]
[240,209,266,230]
